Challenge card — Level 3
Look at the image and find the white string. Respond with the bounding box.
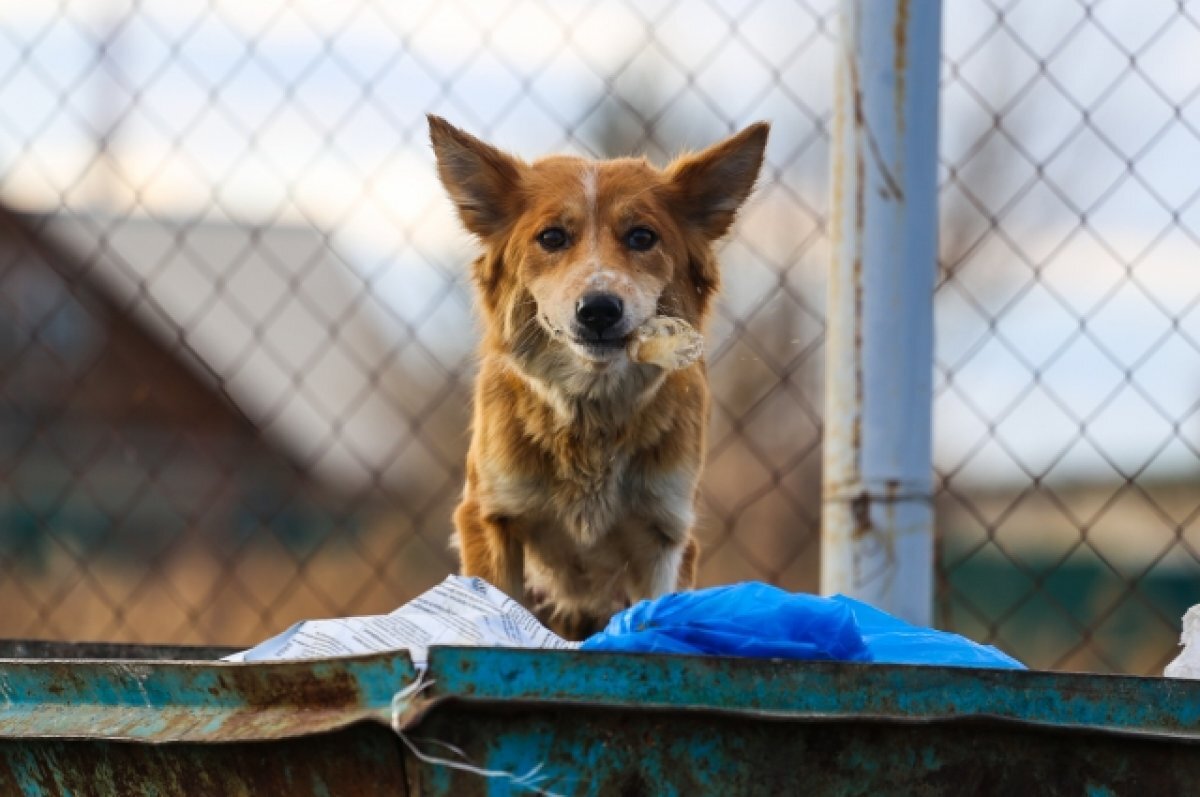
[397,732,564,797]
[390,667,436,729]
[390,669,565,797]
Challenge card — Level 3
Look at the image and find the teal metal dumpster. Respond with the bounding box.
[1,640,1198,795]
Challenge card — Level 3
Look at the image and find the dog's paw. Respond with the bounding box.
[628,317,703,371]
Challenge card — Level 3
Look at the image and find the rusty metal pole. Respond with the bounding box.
[823,0,941,625]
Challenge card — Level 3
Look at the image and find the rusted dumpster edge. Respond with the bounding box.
[3,644,1199,749]
[0,649,416,744]
[400,692,1200,748]
[393,647,1200,743]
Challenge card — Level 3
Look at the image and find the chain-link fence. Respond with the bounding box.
[935,0,1200,674]
[0,0,1196,674]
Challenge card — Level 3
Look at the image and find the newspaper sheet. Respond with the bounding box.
[224,575,578,668]
[1166,604,1200,679]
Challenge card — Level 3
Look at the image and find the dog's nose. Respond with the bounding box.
[575,293,624,335]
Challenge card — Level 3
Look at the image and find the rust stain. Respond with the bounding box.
[849,27,904,202]
[829,45,846,267]
[205,662,367,710]
[851,45,866,468]
[884,479,898,544]
[852,251,863,463]
[894,0,909,134]
[850,492,871,539]
[849,481,906,541]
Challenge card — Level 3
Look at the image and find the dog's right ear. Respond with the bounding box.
[428,115,524,238]
[666,122,769,240]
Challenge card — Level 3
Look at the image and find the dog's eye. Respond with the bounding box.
[625,227,658,251]
[536,227,569,251]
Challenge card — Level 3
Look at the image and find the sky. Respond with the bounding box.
[0,0,1197,486]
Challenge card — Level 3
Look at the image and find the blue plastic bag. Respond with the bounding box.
[581,582,1024,670]
[830,594,1024,669]
[580,582,869,661]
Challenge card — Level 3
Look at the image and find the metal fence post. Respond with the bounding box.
[822,0,941,625]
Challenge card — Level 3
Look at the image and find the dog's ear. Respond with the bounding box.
[666,122,770,240]
[428,115,524,238]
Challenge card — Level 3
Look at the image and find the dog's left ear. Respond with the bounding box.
[428,115,525,239]
[666,122,770,240]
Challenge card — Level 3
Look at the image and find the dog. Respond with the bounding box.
[429,115,769,639]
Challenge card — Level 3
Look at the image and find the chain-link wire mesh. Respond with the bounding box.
[934,0,1200,674]
[0,0,1196,674]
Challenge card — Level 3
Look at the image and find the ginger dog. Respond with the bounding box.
[430,115,769,639]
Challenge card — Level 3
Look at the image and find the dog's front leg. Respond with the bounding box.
[677,537,699,590]
[645,536,700,599]
[453,498,525,601]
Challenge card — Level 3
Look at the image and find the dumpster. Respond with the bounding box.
[2,639,1198,795]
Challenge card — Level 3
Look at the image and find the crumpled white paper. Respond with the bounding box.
[1164,604,1200,679]
[224,575,577,668]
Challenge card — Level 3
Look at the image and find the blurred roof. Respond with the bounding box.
[32,211,413,492]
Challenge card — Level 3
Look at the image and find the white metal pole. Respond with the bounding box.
[822,0,941,625]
